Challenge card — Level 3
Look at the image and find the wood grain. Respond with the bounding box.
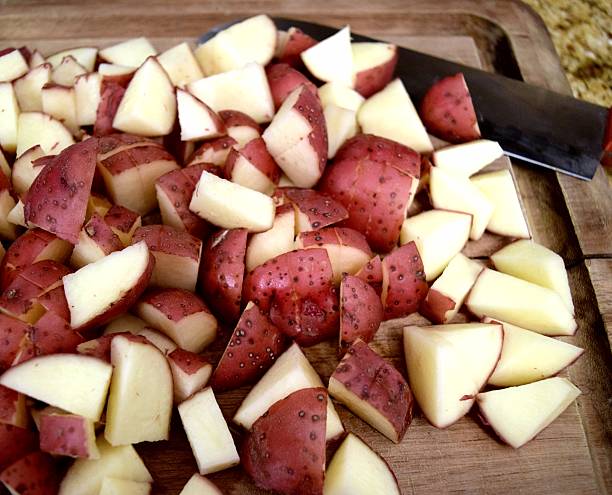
[1,1,610,494]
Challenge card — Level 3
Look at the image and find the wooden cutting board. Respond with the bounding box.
[1,0,611,493]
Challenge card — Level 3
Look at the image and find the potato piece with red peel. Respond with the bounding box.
[242,387,327,495]
[132,225,202,291]
[329,339,413,443]
[0,314,30,371]
[77,332,148,362]
[0,353,112,420]
[0,451,60,495]
[0,424,38,472]
[339,274,382,353]
[0,386,27,427]
[97,140,179,215]
[276,187,348,233]
[31,310,84,356]
[39,409,99,459]
[179,474,223,495]
[319,134,420,253]
[225,137,280,194]
[199,228,247,324]
[243,248,339,347]
[381,241,428,320]
[105,335,173,445]
[420,72,480,143]
[136,288,217,353]
[355,254,383,296]
[155,164,213,238]
[70,213,124,268]
[12,144,46,195]
[276,26,317,67]
[262,84,327,188]
[296,226,372,283]
[177,88,226,142]
[24,137,98,244]
[210,301,287,392]
[178,387,240,475]
[103,205,141,246]
[187,136,237,167]
[189,171,275,232]
[218,110,260,148]
[351,42,398,98]
[167,348,212,403]
[266,63,318,109]
[420,253,483,324]
[63,241,154,331]
[245,203,295,272]
[94,80,126,137]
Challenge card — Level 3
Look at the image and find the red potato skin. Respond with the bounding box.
[94,80,126,137]
[277,27,318,67]
[0,229,70,290]
[187,136,238,167]
[419,288,456,324]
[353,48,398,98]
[0,451,60,495]
[0,314,31,371]
[139,288,212,321]
[31,311,84,356]
[276,188,349,231]
[132,224,201,261]
[419,73,481,143]
[97,134,162,161]
[243,249,339,347]
[39,412,93,458]
[0,424,38,472]
[218,110,261,134]
[225,137,281,185]
[167,348,211,375]
[81,213,124,254]
[242,388,327,495]
[24,138,99,244]
[298,226,373,256]
[99,144,176,177]
[103,205,141,240]
[36,285,70,322]
[0,386,25,427]
[77,332,148,362]
[355,255,383,296]
[199,229,248,324]
[266,63,318,109]
[292,86,328,179]
[210,303,287,392]
[319,134,421,253]
[155,164,215,238]
[339,274,383,354]
[331,339,414,443]
[381,241,428,320]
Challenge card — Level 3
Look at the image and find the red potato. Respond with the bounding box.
[167,348,213,403]
[187,136,238,167]
[243,248,339,347]
[77,332,148,361]
[103,205,141,246]
[96,133,161,160]
[11,145,46,195]
[296,227,373,283]
[36,285,70,322]
[132,225,202,292]
[218,110,261,149]
[163,119,196,166]
[0,385,26,427]
[276,27,318,67]
[263,85,328,188]
[136,288,217,353]
[319,134,421,253]
[420,73,481,143]
[0,169,16,241]
[381,241,428,320]
[0,228,71,290]
[97,140,179,215]
[339,274,383,354]
[0,260,70,324]
[266,63,318,109]
[177,88,226,141]
[39,410,98,459]
[210,301,287,392]
[24,138,99,244]
[93,79,126,137]
[86,194,113,220]
[242,387,327,495]
[155,164,215,238]
[329,339,413,443]
[70,213,124,268]
[0,424,38,472]
[0,314,31,371]
[199,228,248,324]
[30,310,84,356]
[276,187,349,232]
[351,42,398,98]
[0,451,60,495]
[224,137,281,194]
[355,254,383,296]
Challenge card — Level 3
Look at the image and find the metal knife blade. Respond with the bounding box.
[199,17,608,180]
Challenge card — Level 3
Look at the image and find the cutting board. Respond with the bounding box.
[1,0,611,493]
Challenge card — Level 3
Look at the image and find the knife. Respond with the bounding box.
[200,17,608,180]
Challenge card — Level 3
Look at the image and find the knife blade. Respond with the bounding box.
[199,17,608,180]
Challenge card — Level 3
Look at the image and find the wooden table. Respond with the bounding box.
[1,0,610,493]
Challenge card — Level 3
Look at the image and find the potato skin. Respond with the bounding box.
[242,387,327,495]
[225,137,281,184]
[39,413,93,458]
[355,255,383,296]
[266,63,318,109]
[0,424,39,472]
[0,314,30,371]
[277,27,318,67]
[353,47,398,98]
[419,288,456,324]
[0,451,60,495]
[31,311,84,356]
[94,80,126,137]
[275,187,348,231]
